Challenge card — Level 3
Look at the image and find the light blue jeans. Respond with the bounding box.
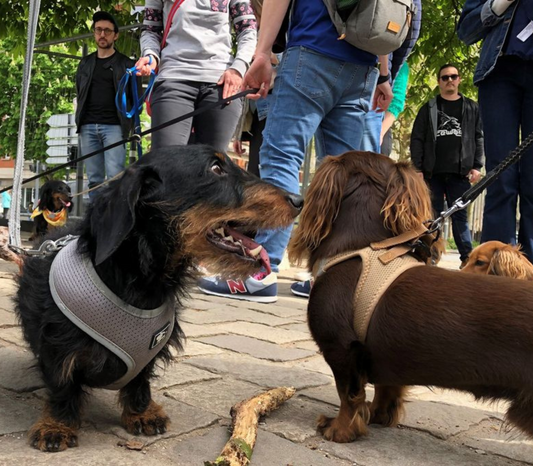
[79,124,126,200]
[361,110,384,153]
[256,46,378,272]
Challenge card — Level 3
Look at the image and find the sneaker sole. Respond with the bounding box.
[290,289,309,298]
[198,286,278,304]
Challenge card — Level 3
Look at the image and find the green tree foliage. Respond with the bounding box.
[0,39,77,162]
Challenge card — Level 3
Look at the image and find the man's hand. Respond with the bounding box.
[242,53,273,100]
[218,69,243,100]
[233,139,246,155]
[372,81,393,113]
[135,56,157,76]
[468,169,481,184]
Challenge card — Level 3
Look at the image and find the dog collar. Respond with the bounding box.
[49,239,175,390]
[31,207,69,227]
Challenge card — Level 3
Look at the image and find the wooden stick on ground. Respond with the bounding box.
[205,386,296,466]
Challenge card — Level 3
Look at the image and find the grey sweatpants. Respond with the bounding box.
[150,79,243,152]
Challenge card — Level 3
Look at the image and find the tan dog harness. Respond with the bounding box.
[317,246,424,342]
[49,239,175,390]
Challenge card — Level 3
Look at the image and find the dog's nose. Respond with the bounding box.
[286,193,304,214]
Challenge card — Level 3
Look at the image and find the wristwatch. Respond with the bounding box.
[377,73,391,85]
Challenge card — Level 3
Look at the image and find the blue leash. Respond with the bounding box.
[116,56,156,158]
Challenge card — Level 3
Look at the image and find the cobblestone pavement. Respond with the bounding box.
[0,250,532,466]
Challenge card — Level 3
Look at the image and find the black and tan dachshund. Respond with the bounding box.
[30,180,73,240]
[15,145,303,452]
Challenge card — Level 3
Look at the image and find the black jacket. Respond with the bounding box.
[75,51,139,139]
[410,95,484,179]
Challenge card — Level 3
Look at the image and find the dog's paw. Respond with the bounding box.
[122,400,170,436]
[317,414,366,443]
[28,418,78,452]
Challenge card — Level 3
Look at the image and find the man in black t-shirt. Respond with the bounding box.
[410,64,485,268]
[75,12,137,200]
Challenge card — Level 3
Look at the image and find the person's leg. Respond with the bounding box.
[193,84,243,152]
[80,124,105,201]
[255,47,347,271]
[247,112,265,177]
[517,59,533,260]
[478,60,521,247]
[360,110,383,153]
[427,175,446,219]
[150,80,197,149]
[445,175,473,262]
[318,63,378,160]
[100,124,126,181]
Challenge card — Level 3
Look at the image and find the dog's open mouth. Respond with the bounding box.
[60,197,72,208]
[206,224,271,274]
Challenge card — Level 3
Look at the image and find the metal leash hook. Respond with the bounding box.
[8,234,79,257]
[428,198,472,235]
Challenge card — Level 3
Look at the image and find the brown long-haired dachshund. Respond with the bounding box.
[289,151,533,443]
[461,240,533,280]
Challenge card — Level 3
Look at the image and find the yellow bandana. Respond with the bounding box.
[31,207,68,227]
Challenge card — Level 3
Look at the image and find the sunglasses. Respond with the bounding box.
[94,27,115,36]
[440,74,459,82]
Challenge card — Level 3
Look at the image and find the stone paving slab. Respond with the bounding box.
[452,419,533,464]
[0,308,17,327]
[84,390,219,447]
[184,354,332,390]
[197,334,315,361]
[213,321,311,344]
[156,426,355,466]
[152,360,222,390]
[165,378,270,418]
[0,347,44,392]
[0,389,42,435]
[312,426,526,466]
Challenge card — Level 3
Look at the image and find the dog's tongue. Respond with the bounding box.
[225,226,271,275]
[61,199,72,208]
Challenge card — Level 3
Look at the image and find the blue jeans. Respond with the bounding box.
[428,174,473,262]
[79,124,126,201]
[478,56,533,259]
[256,46,378,272]
[360,110,383,153]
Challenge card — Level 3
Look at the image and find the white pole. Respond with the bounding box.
[9,0,41,246]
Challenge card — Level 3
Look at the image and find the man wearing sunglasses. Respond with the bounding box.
[410,64,485,269]
[75,11,138,201]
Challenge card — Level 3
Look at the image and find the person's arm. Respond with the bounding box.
[373,55,393,113]
[242,0,291,99]
[136,0,163,76]
[219,0,258,99]
[457,0,515,45]
[473,103,485,174]
[410,105,428,173]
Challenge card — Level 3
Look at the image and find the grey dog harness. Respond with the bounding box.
[49,239,175,390]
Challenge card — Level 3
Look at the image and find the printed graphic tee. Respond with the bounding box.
[433,95,463,175]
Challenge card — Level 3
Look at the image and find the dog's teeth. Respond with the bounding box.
[215,228,225,236]
[224,235,235,243]
[249,245,263,257]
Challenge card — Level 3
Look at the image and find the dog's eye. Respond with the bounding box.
[211,162,225,176]
[475,260,486,267]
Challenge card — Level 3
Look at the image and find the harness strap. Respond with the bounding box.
[370,224,429,250]
[314,246,424,342]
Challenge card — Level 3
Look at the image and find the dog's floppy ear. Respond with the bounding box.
[289,157,348,264]
[490,247,533,280]
[382,162,433,235]
[92,165,162,265]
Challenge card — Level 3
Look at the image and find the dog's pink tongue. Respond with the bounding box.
[61,199,72,207]
[225,227,271,275]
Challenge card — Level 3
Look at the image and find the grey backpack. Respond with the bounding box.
[322,0,415,55]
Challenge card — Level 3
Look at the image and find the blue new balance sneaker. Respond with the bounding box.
[290,279,313,298]
[198,272,278,303]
